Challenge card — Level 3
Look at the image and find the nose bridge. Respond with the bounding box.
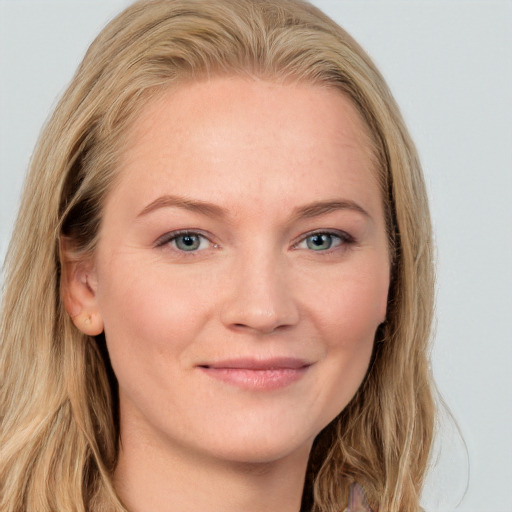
[220,243,299,334]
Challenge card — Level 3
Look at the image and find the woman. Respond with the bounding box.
[0,1,435,511]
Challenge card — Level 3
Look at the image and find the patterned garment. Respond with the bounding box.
[344,482,374,512]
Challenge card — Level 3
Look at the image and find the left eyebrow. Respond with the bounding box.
[291,199,371,221]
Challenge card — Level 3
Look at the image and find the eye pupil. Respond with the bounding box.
[307,234,332,251]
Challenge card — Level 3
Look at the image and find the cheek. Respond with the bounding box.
[301,262,389,410]
[94,257,212,377]
[308,264,389,349]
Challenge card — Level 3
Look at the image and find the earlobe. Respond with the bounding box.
[71,310,104,337]
[60,241,104,336]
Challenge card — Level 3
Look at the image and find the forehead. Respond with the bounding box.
[127,76,377,157]
[108,76,382,220]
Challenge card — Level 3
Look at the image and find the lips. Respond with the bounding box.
[197,357,311,390]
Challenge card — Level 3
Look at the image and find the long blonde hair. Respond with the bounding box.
[0,1,435,510]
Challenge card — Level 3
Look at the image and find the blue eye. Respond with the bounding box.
[306,233,337,251]
[156,231,212,252]
[173,234,203,251]
[297,232,347,251]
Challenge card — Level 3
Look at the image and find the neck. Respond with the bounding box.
[113,422,311,512]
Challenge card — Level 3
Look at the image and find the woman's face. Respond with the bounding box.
[86,77,390,465]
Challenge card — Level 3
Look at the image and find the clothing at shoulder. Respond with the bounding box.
[344,482,373,512]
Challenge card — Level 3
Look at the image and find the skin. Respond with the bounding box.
[65,77,390,512]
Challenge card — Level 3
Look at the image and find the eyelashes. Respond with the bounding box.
[155,229,355,255]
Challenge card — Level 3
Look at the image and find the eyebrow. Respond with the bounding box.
[137,194,370,221]
[291,199,370,220]
[137,194,227,219]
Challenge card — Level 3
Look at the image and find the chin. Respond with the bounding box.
[207,436,315,466]
[179,413,322,467]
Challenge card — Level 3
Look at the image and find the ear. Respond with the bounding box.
[60,239,104,336]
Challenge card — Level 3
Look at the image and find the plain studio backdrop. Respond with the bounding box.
[0,1,511,511]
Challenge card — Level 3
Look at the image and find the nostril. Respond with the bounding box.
[231,322,287,335]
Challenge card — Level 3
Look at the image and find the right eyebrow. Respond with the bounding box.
[291,199,371,222]
[136,194,228,219]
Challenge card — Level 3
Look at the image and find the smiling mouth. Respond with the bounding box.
[197,357,311,390]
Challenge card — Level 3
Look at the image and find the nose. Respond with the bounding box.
[219,250,300,335]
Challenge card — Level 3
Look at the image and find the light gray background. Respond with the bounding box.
[1,1,511,511]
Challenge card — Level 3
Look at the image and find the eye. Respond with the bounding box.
[305,233,339,251]
[156,231,212,252]
[296,231,350,252]
[173,233,205,251]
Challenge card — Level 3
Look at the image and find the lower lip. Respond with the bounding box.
[198,367,309,390]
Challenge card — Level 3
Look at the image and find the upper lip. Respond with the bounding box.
[198,357,311,370]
